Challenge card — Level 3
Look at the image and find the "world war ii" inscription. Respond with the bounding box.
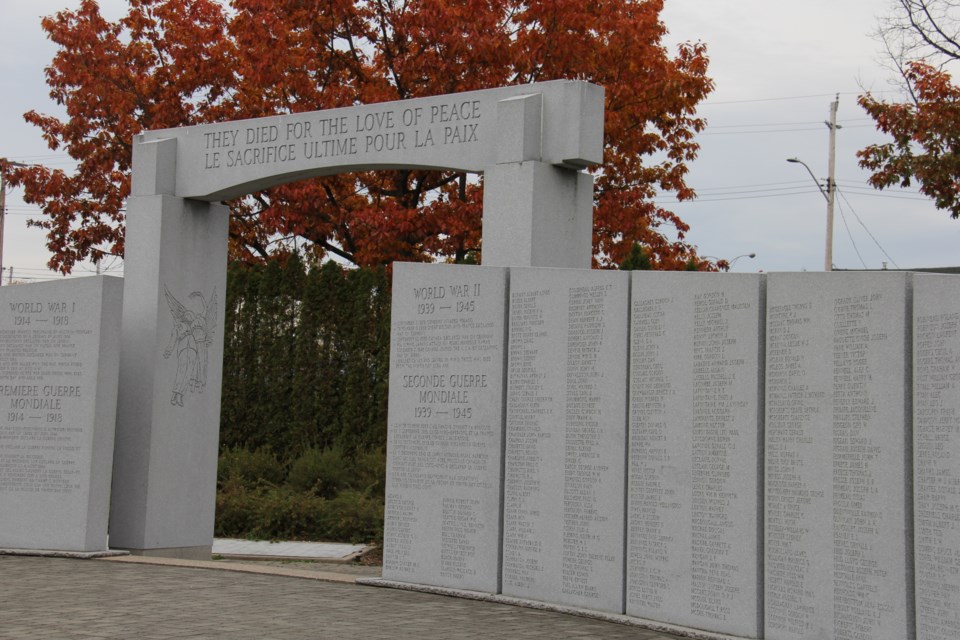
[383,263,508,592]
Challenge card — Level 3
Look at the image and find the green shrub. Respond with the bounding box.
[287,446,350,498]
[254,487,328,540]
[319,490,384,543]
[214,484,384,542]
[215,444,386,542]
[214,479,260,538]
[217,447,286,489]
[350,447,386,496]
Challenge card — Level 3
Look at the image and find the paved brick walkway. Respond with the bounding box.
[0,556,692,640]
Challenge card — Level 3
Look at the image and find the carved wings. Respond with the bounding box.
[164,285,218,344]
[164,285,191,325]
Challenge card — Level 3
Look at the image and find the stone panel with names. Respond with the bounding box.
[626,273,764,638]
[0,276,123,551]
[383,263,507,592]
[914,274,960,640]
[501,267,629,613]
[764,273,912,640]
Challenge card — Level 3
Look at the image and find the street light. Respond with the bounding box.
[729,252,757,267]
[787,157,835,272]
[703,252,756,271]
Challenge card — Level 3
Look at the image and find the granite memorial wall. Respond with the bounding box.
[764,273,912,640]
[627,273,764,638]
[913,274,960,640]
[384,265,958,640]
[0,276,123,551]
[501,267,629,612]
[383,263,509,592]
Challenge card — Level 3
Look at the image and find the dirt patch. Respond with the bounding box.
[357,545,382,567]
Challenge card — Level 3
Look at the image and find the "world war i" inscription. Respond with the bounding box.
[0,277,122,551]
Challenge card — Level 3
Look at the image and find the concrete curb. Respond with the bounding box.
[98,554,361,584]
[213,552,364,563]
[0,548,130,559]
[357,578,747,640]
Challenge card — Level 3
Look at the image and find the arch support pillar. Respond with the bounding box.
[481,89,596,268]
[109,139,229,559]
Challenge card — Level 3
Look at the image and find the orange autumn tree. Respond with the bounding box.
[859,0,960,218]
[10,0,714,272]
[859,62,960,219]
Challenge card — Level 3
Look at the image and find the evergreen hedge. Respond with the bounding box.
[216,258,391,543]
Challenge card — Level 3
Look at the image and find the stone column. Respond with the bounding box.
[109,137,229,559]
[481,91,597,269]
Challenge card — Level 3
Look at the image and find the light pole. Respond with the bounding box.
[0,158,28,287]
[787,96,840,272]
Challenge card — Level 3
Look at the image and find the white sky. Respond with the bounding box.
[0,0,956,281]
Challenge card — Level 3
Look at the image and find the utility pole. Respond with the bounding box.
[0,158,28,287]
[786,96,842,272]
[824,96,840,272]
[0,164,6,287]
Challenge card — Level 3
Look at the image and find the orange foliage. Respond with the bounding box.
[9,0,714,272]
[859,62,960,219]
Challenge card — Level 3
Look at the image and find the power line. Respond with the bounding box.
[835,180,922,193]
[836,187,901,269]
[703,90,904,106]
[700,124,875,136]
[832,189,931,202]
[694,185,817,196]
[650,181,933,204]
[707,118,873,129]
[656,190,816,204]
[697,180,811,190]
[705,92,853,105]
[834,195,868,269]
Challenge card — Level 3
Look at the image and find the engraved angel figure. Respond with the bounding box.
[162,285,217,407]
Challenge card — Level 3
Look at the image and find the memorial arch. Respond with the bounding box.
[108,80,604,557]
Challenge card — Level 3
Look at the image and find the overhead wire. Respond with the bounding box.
[836,187,901,269]
[833,193,868,269]
[828,188,931,201]
[700,124,875,136]
[707,118,872,129]
[702,90,903,106]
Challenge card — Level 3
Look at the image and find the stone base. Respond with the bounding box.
[0,548,130,559]
[358,579,747,640]
[118,545,212,561]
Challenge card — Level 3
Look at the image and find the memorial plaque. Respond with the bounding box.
[383,263,508,592]
[626,273,764,638]
[501,267,629,613]
[0,276,123,551]
[914,274,960,640]
[764,273,912,640]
